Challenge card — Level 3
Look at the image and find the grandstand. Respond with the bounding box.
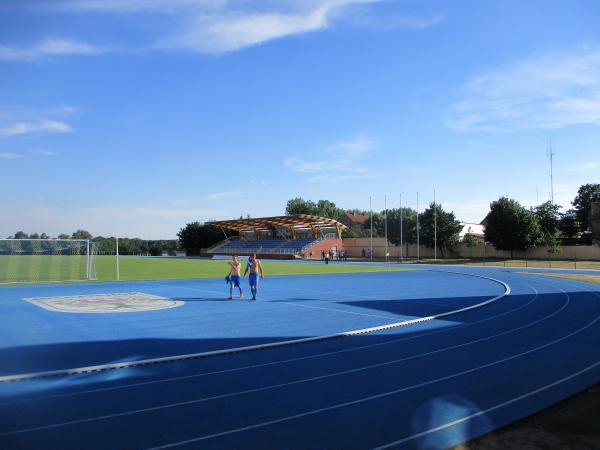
[205,215,346,259]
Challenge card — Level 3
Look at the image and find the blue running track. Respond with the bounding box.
[0,267,598,449]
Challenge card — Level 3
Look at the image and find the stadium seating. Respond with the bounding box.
[208,237,318,256]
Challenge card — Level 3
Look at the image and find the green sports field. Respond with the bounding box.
[0,255,411,284]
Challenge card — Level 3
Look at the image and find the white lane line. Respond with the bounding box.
[373,360,600,449]
[373,277,600,449]
[144,285,598,449]
[0,285,567,437]
[0,270,510,383]
[0,281,540,408]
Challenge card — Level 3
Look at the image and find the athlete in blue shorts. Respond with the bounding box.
[227,255,244,300]
[244,253,264,301]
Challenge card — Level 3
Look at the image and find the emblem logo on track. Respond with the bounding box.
[24,292,184,313]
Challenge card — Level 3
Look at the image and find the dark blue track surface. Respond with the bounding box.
[0,267,599,449]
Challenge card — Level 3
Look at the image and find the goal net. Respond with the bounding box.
[0,239,98,283]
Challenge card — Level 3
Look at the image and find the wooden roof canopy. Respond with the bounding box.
[206,215,347,233]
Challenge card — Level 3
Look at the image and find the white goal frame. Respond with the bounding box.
[0,239,98,281]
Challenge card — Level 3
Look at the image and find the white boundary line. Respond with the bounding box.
[0,270,510,383]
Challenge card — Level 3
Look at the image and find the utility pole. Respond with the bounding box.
[416,192,420,262]
[434,189,437,261]
[384,195,388,262]
[369,196,373,261]
[400,194,403,263]
[548,143,556,204]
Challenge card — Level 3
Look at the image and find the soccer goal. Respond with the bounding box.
[0,239,98,283]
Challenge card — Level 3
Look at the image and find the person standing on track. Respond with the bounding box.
[227,255,244,300]
[244,253,264,301]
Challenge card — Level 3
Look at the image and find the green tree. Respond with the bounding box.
[386,208,418,245]
[418,203,462,256]
[315,200,344,219]
[177,222,225,255]
[285,197,344,219]
[40,233,49,239]
[533,201,561,251]
[285,198,318,215]
[149,242,164,256]
[57,233,70,239]
[29,233,40,239]
[572,183,600,232]
[14,231,28,239]
[558,209,580,238]
[72,230,93,240]
[464,233,478,248]
[484,197,542,258]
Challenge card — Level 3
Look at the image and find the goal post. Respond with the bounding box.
[0,239,98,283]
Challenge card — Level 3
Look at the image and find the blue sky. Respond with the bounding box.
[1,0,599,239]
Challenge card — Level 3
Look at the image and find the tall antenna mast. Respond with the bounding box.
[548,142,556,204]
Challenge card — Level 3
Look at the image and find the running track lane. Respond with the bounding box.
[0,270,599,449]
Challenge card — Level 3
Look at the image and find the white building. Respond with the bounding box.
[458,222,485,242]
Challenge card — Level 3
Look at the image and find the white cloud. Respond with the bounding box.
[0,39,106,61]
[449,48,600,132]
[0,152,23,159]
[568,161,600,172]
[165,4,336,54]
[56,0,219,13]
[84,207,224,219]
[285,135,378,182]
[206,190,246,200]
[444,200,491,223]
[49,0,438,54]
[32,149,58,156]
[0,203,230,239]
[0,119,72,138]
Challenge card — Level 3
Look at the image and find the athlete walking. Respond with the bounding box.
[244,253,264,301]
[227,255,244,300]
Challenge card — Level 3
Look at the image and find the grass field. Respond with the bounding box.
[516,272,600,285]
[0,255,411,284]
[381,257,600,270]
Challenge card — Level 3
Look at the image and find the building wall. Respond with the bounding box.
[304,239,344,259]
[343,237,600,260]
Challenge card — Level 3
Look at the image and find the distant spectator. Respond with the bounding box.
[361,248,366,258]
[324,251,330,264]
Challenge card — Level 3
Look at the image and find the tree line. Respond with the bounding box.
[177,183,598,257]
[485,183,599,257]
[5,230,180,256]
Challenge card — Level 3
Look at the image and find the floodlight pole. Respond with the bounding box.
[369,196,373,261]
[400,194,403,263]
[416,192,420,262]
[116,237,120,281]
[548,143,556,204]
[384,195,388,262]
[434,189,437,261]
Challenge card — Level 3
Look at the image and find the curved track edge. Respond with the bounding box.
[0,270,511,383]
